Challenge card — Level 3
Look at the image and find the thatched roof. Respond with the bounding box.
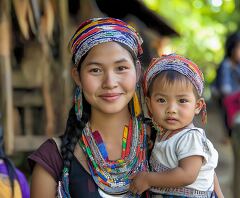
[95,0,178,36]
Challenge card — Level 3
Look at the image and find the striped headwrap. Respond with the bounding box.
[143,54,204,96]
[68,17,143,67]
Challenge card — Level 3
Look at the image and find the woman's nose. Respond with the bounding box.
[102,72,118,89]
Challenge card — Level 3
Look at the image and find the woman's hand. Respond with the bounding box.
[129,171,150,195]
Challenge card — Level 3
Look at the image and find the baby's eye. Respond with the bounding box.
[179,98,188,103]
[157,98,166,103]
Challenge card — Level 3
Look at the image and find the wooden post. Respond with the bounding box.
[38,0,56,136]
[0,0,14,154]
[58,0,72,120]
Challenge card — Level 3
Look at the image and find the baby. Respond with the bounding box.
[130,54,220,198]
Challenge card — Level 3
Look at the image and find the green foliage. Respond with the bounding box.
[143,0,240,85]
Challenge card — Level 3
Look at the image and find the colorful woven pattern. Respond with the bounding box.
[143,54,204,96]
[68,17,143,66]
[79,117,148,196]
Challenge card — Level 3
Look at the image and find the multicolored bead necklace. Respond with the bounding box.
[79,117,148,196]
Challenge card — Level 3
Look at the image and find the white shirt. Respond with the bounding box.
[150,125,218,195]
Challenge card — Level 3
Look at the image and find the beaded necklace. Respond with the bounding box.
[79,117,148,196]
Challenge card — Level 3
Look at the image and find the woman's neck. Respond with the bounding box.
[89,108,131,139]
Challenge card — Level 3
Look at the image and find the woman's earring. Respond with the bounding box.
[133,92,141,117]
[75,86,83,121]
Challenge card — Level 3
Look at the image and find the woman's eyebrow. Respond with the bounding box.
[114,58,129,64]
[85,61,101,66]
[85,58,129,66]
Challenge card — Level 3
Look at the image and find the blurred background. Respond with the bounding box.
[0,0,239,197]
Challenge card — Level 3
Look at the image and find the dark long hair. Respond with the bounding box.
[0,115,18,196]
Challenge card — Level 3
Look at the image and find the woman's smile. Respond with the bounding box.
[99,92,123,102]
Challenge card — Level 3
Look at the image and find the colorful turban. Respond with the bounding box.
[143,54,204,96]
[68,17,143,66]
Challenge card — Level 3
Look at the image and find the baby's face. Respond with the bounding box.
[146,76,203,131]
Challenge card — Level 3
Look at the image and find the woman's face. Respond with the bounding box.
[74,42,137,116]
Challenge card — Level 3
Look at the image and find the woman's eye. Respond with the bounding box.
[117,66,128,71]
[157,98,165,103]
[179,99,188,103]
[89,68,101,73]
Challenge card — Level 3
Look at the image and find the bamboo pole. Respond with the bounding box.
[0,0,14,154]
[38,0,56,136]
[39,31,55,136]
[58,0,72,119]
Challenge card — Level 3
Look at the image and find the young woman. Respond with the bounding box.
[28,17,148,197]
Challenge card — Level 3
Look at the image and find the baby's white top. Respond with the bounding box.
[150,124,218,195]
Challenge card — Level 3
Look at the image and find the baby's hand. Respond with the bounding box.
[129,171,150,195]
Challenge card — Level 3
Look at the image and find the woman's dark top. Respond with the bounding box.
[28,139,148,197]
[28,139,101,197]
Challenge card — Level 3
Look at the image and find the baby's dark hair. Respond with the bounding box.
[147,70,199,99]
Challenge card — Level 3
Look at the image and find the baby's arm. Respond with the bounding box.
[129,155,203,195]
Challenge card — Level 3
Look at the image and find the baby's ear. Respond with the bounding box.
[195,98,205,114]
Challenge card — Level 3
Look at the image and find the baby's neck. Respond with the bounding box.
[160,123,195,141]
[184,123,194,129]
[165,123,194,133]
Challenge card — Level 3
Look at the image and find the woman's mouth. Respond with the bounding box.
[99,93,122,102]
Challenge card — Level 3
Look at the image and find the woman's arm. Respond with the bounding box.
[214,172,224,198]
[129,155,203,194]
[30,164,57,198]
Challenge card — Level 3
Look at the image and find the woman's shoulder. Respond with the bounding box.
[28,138,63,181]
